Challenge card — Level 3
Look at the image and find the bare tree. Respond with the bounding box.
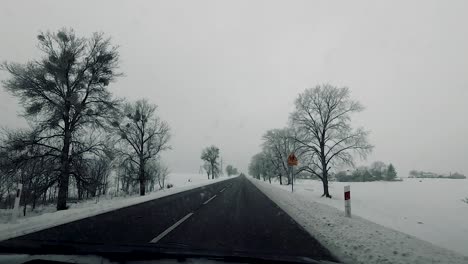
[201,146,220,179]
[369,161,387,180]
[261,128,307,185]
[291,84,373,197]
[113,99,170,196]
[0,151,16,208]
[248,152,275,182]
[225,165,238,176]
[1,29,121,210]
[0,129,60,213]
[202,162,211,179]
[83,155,112,197]
[248,153,264,180]
[115,158,138,194]
[225,165,233,176]
[146,159,169,190]
[262,130,288,184]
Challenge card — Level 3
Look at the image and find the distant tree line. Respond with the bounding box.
[249,84,373,197]
[0,29,171,213]
[334,162,398,182]
[409,170,466,179]
[225,165,238,176]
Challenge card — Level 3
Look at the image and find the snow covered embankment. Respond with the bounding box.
[0,175,234,242]
[248,177,468,264]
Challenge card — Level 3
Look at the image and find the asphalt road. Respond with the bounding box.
[0,176,337,262]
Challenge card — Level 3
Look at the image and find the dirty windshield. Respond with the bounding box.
[0,1,467,264]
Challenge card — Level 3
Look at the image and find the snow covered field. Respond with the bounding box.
[249,177,468,264]
[0,173,232,241]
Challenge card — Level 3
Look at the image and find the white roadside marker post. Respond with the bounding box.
[11,183,23,223]
[344,185,351,217]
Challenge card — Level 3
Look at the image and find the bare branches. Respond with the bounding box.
[1,29,123,210]
[201,145,221,179]
[112,99,171,195]
[259,128,304,183]
[287,84,374,197]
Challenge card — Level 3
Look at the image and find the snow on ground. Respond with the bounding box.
[267,178,468,257]
[248,177,468,264]
[0,173,233,242]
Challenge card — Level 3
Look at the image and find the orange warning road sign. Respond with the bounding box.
[287,153,298,166]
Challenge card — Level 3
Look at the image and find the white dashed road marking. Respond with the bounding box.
[149,212,194,243]
[203,195,217,205]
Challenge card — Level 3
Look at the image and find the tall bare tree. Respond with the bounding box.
[201,146,220,179]
[262,129,288,184]
[113,99,170,196]
[1,29,120,210]
[291,84,373,197]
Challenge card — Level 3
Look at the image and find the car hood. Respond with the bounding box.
[0,239,341,264]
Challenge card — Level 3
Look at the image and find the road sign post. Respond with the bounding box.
[11,183,23,223]
[291,166,294,192]
[344,185,351,217]
[287,153,298,192]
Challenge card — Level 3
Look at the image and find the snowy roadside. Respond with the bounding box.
[248,177,468,264]
[261,178,468,256]
[0,175,234,242]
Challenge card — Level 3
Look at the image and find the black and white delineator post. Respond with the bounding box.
[344,185,351,217]
[11,183,23,223]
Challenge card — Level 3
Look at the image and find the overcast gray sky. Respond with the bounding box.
[1,0,467,176]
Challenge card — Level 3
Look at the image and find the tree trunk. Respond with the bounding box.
[77,180,83,200]
[321,178,331,198]
[211,162,215,179]
[320,169,332,198]
[139,158,146,196]
[57,129,71,211]
[7,194,12,209]
[32,194,37,211]
[125,178,130,194]
[320,142,332,198]
[42,190,47,204]
[115,176,120,197]
[279,174,282,185]
[102,180,107,195]
[49,186,53,203]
